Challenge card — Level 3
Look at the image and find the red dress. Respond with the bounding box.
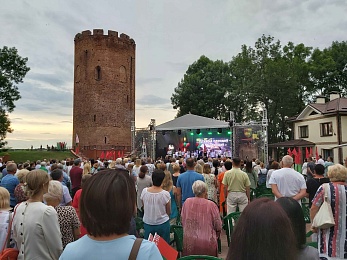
[181,197,222,256]
[72,189,87,237]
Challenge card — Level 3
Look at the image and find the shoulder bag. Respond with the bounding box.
[312,183,335,229]
[0,210,19,260]
[128,238,143,260]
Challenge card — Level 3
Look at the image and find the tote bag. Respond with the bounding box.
[312,183,335,229]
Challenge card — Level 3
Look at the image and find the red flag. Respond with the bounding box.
[100,151,105,159]
[296,148,302,164]
[292,148,297,157]
[315,147,319,161]
[75,146,79,155]
[309,147,313,157]
[152,233,178,260]
[305,147,309,159]
[287,148,292,156]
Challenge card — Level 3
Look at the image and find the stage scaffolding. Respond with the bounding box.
[131,119,156,159]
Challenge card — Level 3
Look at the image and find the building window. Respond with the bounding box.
[299,125,308,138]
[93,115,96,122]
[320,122,333,137]
[95,66,101,80]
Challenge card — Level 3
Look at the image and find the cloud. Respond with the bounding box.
[60,120,72,123]
[136,95,171,106]
[166,62,189,73]
[137,78,163,85]
[40,132,53,135]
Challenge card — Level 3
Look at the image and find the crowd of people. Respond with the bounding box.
[0,153,346,259]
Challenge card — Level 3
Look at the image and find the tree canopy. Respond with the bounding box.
[171,36,347,144]
[0,46,30,147]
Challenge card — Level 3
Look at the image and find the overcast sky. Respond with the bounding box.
[1,0,346,149]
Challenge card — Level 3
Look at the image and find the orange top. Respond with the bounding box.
[217,172,226,213]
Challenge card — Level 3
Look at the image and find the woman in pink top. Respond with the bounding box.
[181,180,222,257]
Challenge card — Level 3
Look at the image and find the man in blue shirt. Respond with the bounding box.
[0,162,19,208]
[176,158,204,209]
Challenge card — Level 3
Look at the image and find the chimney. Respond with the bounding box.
[329,91,340,101]
[316,96,325,104]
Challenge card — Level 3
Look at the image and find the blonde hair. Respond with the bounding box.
[203,164,211,174]
[328,164,347,182]
[173,163,180,172]
[195,164,203,174]
[108,161,116,169]
[25,169,50,198]
[43,180,63,202]
[135,159,141,167]
[162,170,173,192]
[83,162,91,175]
[0,187,11,210]
[16,169,29,183]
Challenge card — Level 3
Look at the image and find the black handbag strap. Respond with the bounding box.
[128,238,143,260]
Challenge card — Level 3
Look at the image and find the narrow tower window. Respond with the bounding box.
[127,95,129,103]
[95,66,101,80]
[93,115,96,122]
[104,136,107,144]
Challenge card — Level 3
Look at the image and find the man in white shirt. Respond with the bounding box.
[317,155,325,166]
[269,155,306,204]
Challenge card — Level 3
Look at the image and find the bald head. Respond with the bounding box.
[281,155,293,168]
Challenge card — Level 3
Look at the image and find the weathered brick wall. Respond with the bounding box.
[72,29,135,152]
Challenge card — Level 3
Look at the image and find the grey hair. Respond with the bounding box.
[282,155,293,167]
[192,180,207,197]
[43,180,63,202]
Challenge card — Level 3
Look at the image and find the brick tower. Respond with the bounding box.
[73,29,135,158]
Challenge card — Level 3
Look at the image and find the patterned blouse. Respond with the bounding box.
[14,183,28,203]
[55,205,80,248]
[312,182,347,259]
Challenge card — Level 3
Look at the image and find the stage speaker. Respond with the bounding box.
[196,129,201,134]
[162,130,166,135]
[178,130,181,135]
[218,128,222,133]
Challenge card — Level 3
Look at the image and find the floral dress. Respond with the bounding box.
[203,173,217,203]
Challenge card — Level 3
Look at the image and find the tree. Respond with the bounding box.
[309,41,347,96]
[171,55,231,120]
[0,46,30,147]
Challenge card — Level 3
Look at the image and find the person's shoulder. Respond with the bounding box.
[44,205,58,215]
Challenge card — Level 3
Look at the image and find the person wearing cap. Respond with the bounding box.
[70,159,83,198]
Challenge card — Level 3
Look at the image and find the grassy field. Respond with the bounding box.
[0,150,75,163]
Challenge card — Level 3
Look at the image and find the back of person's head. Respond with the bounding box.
[159,163,166,171]
[25,169,50,198]
[328,164,347,182]
[314,164,325,176]
[152,169,165,187]
[161,170,173,192]
[50,169,63,181]
[186,158,195,169]
[0,187,11,210]
[81,174,92,189]
[271,161,280,170]
[74,159,81,166]
[232,157,241,166]
[139,165,148,179]
[203,164,211,174]
[194,164,203,174]
[173,163,180,172]
[276,197,306,250]
[43,180,63,202]
[245,161,253,172]
[50,163,58,171]
[16,169,29,183]
[227,198,297,260]
[282,155,293,167]
[135,159,141,167]
[212,159,219,168]
[6,162,17,173]
[224,160,232,170]
[80,168,136,237]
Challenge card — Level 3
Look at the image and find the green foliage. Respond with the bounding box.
[171,36,347,144]
[0,46,30,147]
[0,150,73,163]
